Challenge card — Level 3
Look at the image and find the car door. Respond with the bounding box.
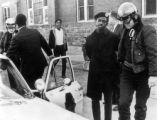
[43,56,83,110]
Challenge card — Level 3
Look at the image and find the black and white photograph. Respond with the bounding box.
[0,0,157,120]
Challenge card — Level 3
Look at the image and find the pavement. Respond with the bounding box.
[67,45,84,63]
[67,45,157,120]
[81,96,157,120]
[67,45,89,70]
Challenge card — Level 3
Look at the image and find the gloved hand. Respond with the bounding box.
[148,76,157,88]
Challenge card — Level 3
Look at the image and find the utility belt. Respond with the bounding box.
[124,61,146,73]
[124,61,133,69]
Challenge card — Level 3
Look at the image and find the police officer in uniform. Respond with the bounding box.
[117,2,157,120]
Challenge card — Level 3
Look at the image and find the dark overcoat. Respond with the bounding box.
[7,27,52,88]
[85,28,119,99]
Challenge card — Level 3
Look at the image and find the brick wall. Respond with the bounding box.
[29,22,94,45]
[63,22,95,46]
[143,18,157,30]
[29,20,116,46]
[54,0,137,23]
[55,0,77,23]
[94,0,123,13]
[30,17,157,47]
[48,0,56,24]
[28,0,156,47]
[94,0,142,16]
[29,25,51,41]
[17,0,28,17]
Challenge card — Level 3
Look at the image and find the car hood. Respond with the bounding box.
[0,97,88,120]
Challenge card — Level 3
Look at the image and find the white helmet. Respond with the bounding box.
[5,18,16,33]
[118,2,137,18]
[6,18,15,25]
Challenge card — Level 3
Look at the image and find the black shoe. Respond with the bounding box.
[113,105,118,111]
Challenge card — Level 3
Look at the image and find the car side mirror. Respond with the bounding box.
[35,78,45,92]
[64,78,72,86]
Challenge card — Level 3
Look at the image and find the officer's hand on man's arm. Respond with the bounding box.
[148,76,157,88]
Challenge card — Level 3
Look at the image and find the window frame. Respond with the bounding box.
[27,0,48,25]
[1,2,11,23]
[142,0,157,18]
[3,7,10,21]
[77,0,94,22]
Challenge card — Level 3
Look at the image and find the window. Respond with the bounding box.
[1,2,11,23]
[43,0,47,6]
[27,0,48,25]
[77,0,94,22]
[142,0,157,18]
[33,0,43,24]
[28,0,32,8]
[3,7,10,22]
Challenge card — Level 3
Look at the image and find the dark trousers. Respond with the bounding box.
[54,45,66,76]
[119,65,150,120]
[112,70,120,105]
[112,83,120,105]
[91,72,113,120]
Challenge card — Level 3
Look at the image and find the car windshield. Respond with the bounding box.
[0,58,33,99]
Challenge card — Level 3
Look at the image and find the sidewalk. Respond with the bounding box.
[67,45,84,62]
[67,46,88,70]
[82,96,157,120]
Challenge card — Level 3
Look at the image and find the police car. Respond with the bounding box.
[0,54,86,120]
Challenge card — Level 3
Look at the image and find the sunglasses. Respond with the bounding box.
[6,24,16,29]
[119,16,132,24]
[7,23,15,25]
[119,15,130,21]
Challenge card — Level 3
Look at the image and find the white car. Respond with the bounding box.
[0,54,87,120]
[35,56,84,114]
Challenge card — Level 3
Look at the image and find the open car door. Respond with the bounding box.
[43,56,83,113]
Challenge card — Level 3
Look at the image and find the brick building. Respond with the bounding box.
[0,0,157,45]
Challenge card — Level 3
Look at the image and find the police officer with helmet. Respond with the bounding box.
[0,18,18,54]
[117,2,157,120]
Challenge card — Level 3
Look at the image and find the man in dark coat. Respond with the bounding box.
[7,14,53,89]
[117,2,157,120]
[85,12,119,120]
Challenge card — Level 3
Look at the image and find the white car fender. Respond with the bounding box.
[0,97,88,120]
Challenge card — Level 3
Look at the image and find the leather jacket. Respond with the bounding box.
[118,24,157,76]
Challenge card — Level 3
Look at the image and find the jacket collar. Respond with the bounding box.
[18,26,26,32]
